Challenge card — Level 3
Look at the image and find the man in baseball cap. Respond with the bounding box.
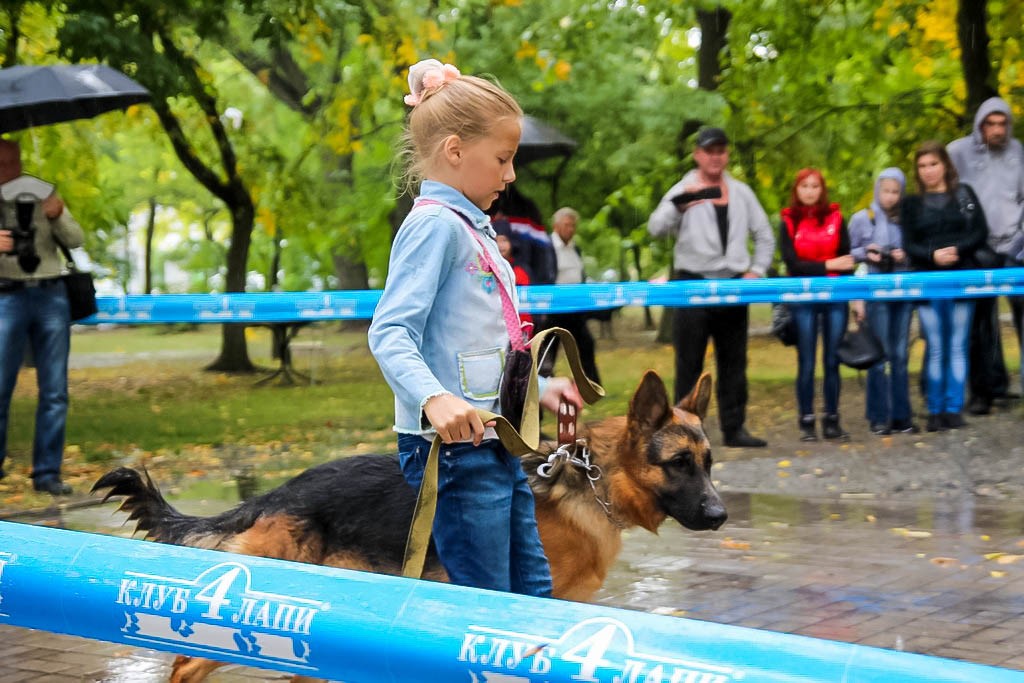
[647,126,775,448]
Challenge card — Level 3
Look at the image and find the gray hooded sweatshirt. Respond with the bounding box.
[947,97,1024,257]
[848,167,909,273]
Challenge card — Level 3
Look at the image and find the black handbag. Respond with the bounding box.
[837,320,885,370]
[56,241,98,322]
[771,303,797,346]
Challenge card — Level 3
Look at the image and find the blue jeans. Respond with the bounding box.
[397,434,552,597]
[0,281,71,484]
[864,301,915,425]
[917,299,974,415]
[793,302,848,417]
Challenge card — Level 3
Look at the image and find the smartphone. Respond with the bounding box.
[670,186,722,207]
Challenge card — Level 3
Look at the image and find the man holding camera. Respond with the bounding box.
[647,127,775,448]
[0,139,83,495]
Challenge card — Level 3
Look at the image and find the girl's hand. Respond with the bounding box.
[826,254,855,272]
[540,377,583,413]
[890,248,906,263]
[0,230,12,253]
[423,393,487,445]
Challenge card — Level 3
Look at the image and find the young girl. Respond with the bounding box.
[848,168,918,435]
[368,59,581,597]
[778,168,855,441]
[901,141,988,432]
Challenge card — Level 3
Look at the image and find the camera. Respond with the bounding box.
[1,199,41,274]
[867,247,894,274]
[670,186,722,207]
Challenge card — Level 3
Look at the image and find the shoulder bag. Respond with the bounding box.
[55,240,98,322]
[771,303,798,346]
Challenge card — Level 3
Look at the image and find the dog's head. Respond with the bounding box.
[617,370,727,532]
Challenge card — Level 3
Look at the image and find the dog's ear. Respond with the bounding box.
[677,372,713,421]
[628,370,672,433]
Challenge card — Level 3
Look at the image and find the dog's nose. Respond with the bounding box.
[703,498,728,530]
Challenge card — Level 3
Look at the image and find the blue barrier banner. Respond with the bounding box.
[83,268,1024,324]
[0,521,1017,682]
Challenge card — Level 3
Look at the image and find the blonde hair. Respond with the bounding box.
[399,74,522,195]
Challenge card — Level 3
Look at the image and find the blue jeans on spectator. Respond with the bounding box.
[864,301,915,426]
[0,281,71,485]
[917,299,973,415]
[793,302,848,417]
[397,434,552,597]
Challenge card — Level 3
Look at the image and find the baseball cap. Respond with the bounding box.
[695,127,729,148]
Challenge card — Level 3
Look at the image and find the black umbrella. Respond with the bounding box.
[518,115,577,165]
[0,64,150,134]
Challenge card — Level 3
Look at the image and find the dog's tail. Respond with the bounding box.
[92,467,201,545]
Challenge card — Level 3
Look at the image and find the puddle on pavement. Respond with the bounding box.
[59,482,1024,534]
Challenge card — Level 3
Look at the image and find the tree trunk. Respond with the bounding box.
[144,195,156,294]
[696,7,731,90]
[659,5,731,344]
[956,0,998,119]
[269,223,282,291]
[2,3,22,66]
[331,251,371,332]
[206,192,257,372]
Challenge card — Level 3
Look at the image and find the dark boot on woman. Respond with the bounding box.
[942,412,967,429]
[799,414,818,441]
[822,414,849,440]
[926,413,947,432]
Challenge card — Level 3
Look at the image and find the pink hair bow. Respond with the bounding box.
[404,59,461,107]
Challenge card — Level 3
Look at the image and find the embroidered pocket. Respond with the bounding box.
[457,347,504,400]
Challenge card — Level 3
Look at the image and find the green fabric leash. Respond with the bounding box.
[401,327,604,579]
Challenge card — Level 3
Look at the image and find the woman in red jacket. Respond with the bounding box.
[779,168,856,441]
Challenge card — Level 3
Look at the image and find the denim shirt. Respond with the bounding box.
[368,181,519,436]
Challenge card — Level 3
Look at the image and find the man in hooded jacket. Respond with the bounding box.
[947,97,1024,414]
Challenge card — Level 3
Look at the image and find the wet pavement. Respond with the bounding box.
[1,399,1023,680]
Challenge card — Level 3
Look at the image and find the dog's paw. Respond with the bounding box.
[170,655,224,683]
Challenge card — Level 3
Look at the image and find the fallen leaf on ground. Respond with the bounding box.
[720,539,751,550]
[929,557,959,567]
[890,527,932,539]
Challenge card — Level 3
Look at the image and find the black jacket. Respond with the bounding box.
[901,184,989,271]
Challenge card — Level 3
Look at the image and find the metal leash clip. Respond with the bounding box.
[537,439,602,480]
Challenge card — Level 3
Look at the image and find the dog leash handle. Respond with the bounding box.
[557,400,577,447]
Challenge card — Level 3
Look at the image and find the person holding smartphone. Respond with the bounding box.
[648,127,776,448]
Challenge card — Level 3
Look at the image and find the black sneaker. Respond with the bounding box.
[33,479,72,496]
[869,422,892,436]
[925,414,946,432]
[822,414,850,440]
[967,395,991,415]
[723,427,767,448]
[942,412,967,429]
[891,420,920,434]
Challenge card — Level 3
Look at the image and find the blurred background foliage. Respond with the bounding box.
[1,0,1021,363]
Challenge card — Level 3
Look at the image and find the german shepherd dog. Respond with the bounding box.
[93,370,726,683]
